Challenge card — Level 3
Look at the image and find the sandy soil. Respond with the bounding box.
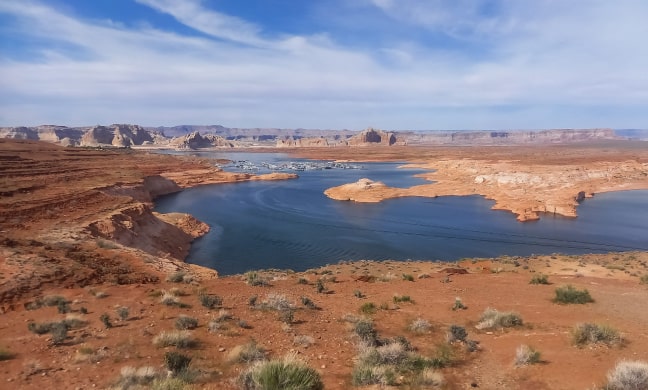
[1,139,648,389]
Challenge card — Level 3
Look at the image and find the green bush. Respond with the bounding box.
[554,285,594,304]
[402,274,414,281]
[100,313,113,329]
[240,355,323,390]
[0,347,14,361]
[476,308,523,329]
[571,323,621,347]
[393,295,413,303]
[300,296,318,310]
[352,364,396,386]
[164,351,191,375]
[359,302,377,315]
[245,271,268,286]
[116,306,129,321]
[529,274,550,285]
[451,297,467,311]
[228,340,266,364]
[639,274,648,285]
[447,324,468,342]
[408,318,431,334]
[316,279,325,294]
[50,322,68,345]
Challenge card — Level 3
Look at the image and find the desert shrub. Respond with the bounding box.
[413,368,444,387]
[199,293,222,309]
[80,306,88,314]
[464,339,479,352]
[238,319,251,329]
[639,274,648,285]
[452,297,467,311]
[42,295,68,307]
[352,364,396,386]
[447,324,468,342]
[100,313,113,329]
[28,321,55,335]
[278,308,295,324]
[117,366,159,388]
[605,360,648,390]
[153,331,197,349]
[316,279,325,294]
[353,290,364,298]
[116,306,129,321]
[514,345,541,366]
[50,322,68,345]
[553,285,594,304]
[297,277,308,285]
[571,323,622,347]
[359,302,377,315]
[227,340,266,363]
[239,355,323,390]
[300,296,318,309]
[245,271,268,286]
[167,271,188,283]
[151,377,189,390]
[164,351,191,375]
[408,318,431,334]
[476,308,523,329]
[402,274,414,281]
[0,347,14,361]
[160,292,180,306]
[430,343,454,368]
[57,301,70,314]
[215,309,232,322]
[354,319,378,344]
[393,295,413,303]
[175,315,198,330]
[262,293,293,311]
[530,274,550,285]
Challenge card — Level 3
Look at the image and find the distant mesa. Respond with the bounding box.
[0,123,633,149]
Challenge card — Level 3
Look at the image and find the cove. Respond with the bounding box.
[154,153,648,275]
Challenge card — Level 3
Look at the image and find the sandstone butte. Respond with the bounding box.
[1,138,648,390]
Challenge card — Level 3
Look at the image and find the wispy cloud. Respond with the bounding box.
[0,0,647,128]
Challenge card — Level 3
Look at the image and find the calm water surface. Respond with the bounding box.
[155,152,648,275]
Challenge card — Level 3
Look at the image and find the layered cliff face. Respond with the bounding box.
[403,128,618,145]
[169,131,234,149]
[347,128,398,146]
[80,124,155,147]
[276,136,331,147]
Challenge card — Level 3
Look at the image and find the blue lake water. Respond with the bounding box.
[155,152,648,275]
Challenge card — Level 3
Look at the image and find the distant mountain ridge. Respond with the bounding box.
[0,124,633,149]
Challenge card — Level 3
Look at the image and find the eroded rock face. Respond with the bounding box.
[80,124,154,147]
[347,128,397,146]
[169,131,234,149]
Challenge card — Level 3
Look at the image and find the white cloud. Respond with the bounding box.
[0,0,647,128]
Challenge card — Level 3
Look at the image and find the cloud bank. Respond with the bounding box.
[0,0,647,129]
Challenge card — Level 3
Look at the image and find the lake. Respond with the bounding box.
[154,152,648,275]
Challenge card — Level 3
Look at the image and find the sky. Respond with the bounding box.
[1,0,647,130]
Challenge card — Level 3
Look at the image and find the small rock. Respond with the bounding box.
[218,347,225,352]
[321,365,326,369]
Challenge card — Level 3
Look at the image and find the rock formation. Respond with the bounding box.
[347,128,398,146]
[169,131,234,149]
[80,124,156,147]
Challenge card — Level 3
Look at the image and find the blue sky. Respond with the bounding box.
[1,0,647,129]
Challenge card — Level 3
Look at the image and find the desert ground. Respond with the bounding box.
[1,139,648,389]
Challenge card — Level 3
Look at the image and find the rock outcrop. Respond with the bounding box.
[169,131,234,149]
[80,124,155,147]
[347,128,398,146]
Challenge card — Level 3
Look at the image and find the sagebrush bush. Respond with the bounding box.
[100,313,112,329]
[571,323,622,347]
[514,344,541,366]
[164,351,191,375]
[167,271,187,283]
[228,341,266,363]
[393,295,413,303]
[402,274,414,281]
[116,306,129,321]
[300,296,318,309]
[239,355,323,390]
[175,315,198,330]
[0,347,14,361]
[153,331,197,349]
[605,360,648,390]
[245,271,268,286]
[408,318,431,334]
[447,324,468,342]
[414,368,444,387]
[639,274,648,285]
[262,293,292,311]
[354,319,378,344]
[352,364,396,386]
[553,285,594,304]
[476,308,523,329]
[117,366,159,387]
[452,297,467,311]
[49,322,68,345]
[199,294,223,309]
[529,274,550,285]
